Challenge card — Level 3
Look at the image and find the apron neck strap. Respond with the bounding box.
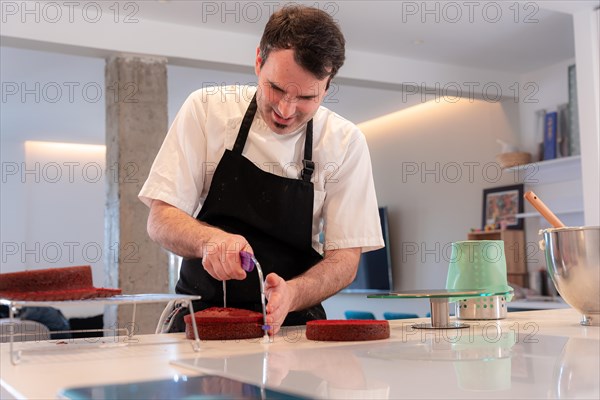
[233,94,258,154]
[301,120,314,182]
[233,92,315,183]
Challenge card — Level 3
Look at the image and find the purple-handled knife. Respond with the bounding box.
[240,251,256,272]
[240,251,270,336]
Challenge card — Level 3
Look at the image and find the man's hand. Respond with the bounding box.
[264,272,296,335]
[201,230,253,281]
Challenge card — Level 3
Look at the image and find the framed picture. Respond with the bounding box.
[482,184,524,230]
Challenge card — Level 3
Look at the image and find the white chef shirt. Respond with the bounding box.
[139,85,383,254]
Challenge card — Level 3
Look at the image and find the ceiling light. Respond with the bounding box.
[25,141,105,155]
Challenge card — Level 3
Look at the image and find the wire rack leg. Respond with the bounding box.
[9,305,22,365]
[128,302,137,340]
[186,300,201,351]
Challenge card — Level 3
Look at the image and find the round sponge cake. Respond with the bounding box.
[184,307,264,340]
[306,320,390,341]
[0,266,121,300]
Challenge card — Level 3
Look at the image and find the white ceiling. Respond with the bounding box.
[0,0,593,143]
[0,1,586,77]
[130,0,577,74]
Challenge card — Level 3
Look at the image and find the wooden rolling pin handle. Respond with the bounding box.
[524,191,566,228]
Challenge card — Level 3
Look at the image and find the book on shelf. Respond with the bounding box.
[557,103,570,157]
[568,64,580,156]
[534,108,547,162]
[543,111,558,161]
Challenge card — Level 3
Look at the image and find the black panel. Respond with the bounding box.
[344,207,393,293]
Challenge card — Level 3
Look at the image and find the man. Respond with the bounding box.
[139,5,383,335]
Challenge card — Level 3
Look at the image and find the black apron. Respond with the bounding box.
[171,94,325,331]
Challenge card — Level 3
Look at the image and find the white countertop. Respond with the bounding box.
[507,298,570,310]
[1,308,598,399]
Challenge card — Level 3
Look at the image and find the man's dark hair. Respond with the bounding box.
[259,5,346,82]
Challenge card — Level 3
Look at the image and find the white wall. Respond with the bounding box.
[360,98,521,291]
[0,139,27,267]
[0,47,105,143]
[167,65,255,126]
[573,8,600,226]
[1,48,106,284]
[24,141,106,282]
[0,47,107,317]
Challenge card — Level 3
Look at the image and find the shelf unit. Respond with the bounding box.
[467,230,527,288]
[505,156,584,220]
[515,209,584,219]
[505,155,582,186]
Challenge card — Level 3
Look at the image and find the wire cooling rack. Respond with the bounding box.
[1,293,202,365]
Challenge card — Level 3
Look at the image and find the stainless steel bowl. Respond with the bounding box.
[542,226,600,326]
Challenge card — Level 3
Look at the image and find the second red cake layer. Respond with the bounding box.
[306,319,390,341]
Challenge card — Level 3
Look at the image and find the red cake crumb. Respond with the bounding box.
[0,266,122,301]
[184,307,264,340]
[306,320,390,341]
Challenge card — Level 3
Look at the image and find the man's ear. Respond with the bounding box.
[325,77,332,92]
[255,47,262,76]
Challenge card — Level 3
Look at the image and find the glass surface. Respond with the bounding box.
[367,289,511,299]
[0,294,202,307]
[173,334,599,399]
[59,375,309,400]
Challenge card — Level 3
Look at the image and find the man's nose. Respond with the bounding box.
[277,97,296,119]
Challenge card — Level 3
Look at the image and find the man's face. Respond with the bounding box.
[255,48,329,135]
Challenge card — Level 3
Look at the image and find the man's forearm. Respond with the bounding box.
[147,199,220,259]
[288,247,361,312]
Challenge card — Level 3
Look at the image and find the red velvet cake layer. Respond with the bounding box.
[0,266,93,292]
[306,319,390,341]
[0,266,122,301]
[184,307,264,340]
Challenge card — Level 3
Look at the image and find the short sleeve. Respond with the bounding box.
[138,92,208,216]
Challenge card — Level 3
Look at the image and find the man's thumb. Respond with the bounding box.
[265,272,281,287]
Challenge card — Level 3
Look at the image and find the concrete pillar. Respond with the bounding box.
[105,55,169,335]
